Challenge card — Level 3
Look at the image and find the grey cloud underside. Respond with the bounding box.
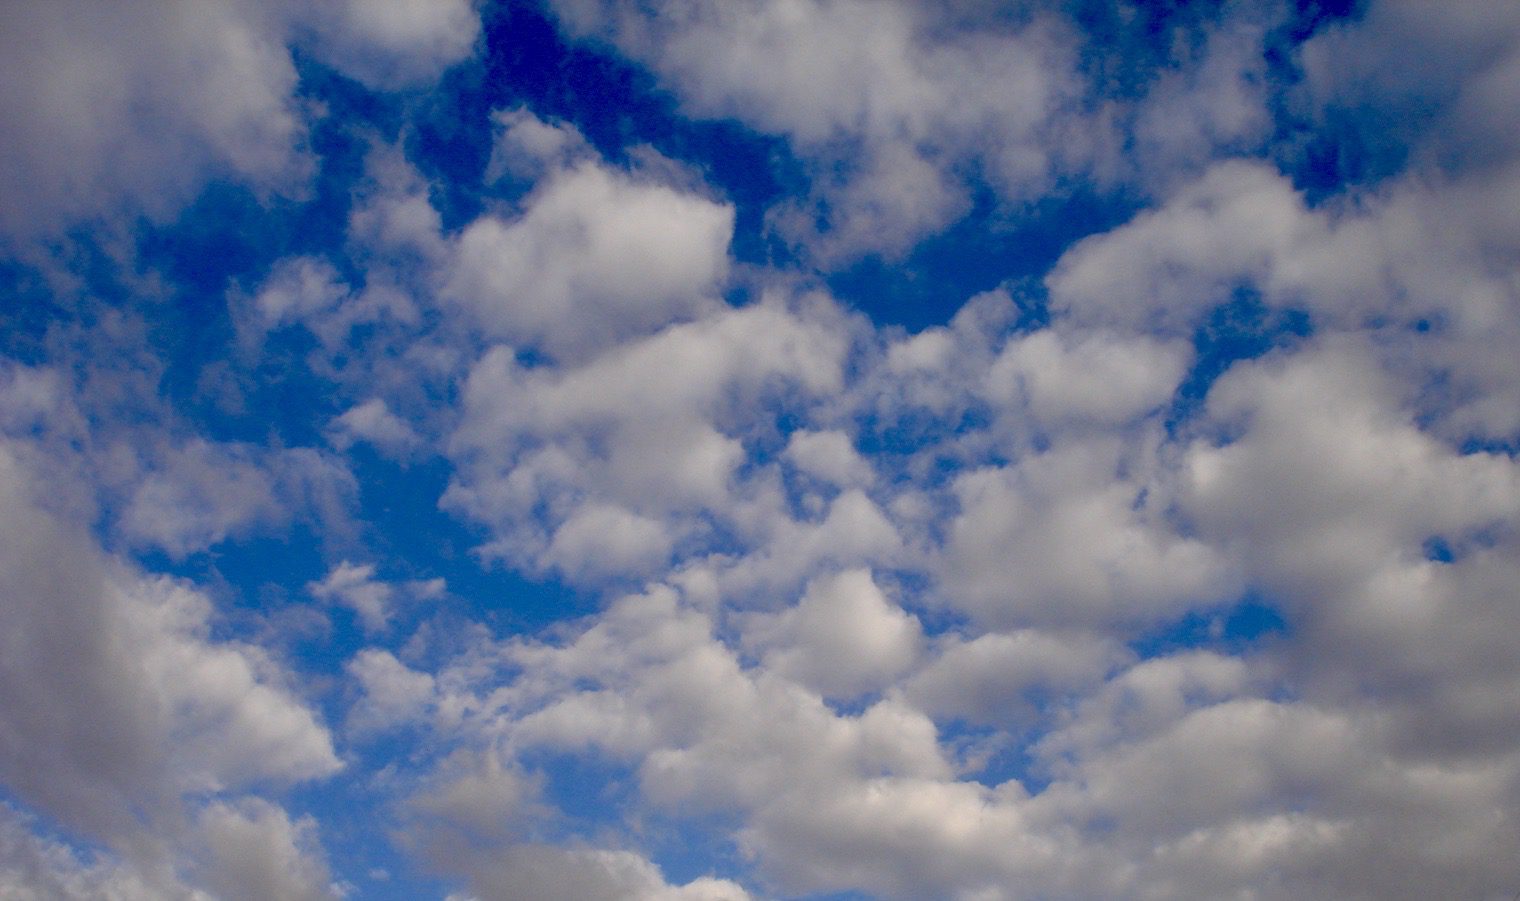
[3,1,1520,899]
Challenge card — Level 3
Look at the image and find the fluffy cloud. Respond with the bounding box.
[941,437,1236,630]
[192,800,340,901]
[444,156,734,362]
[0,0,484,240]
[0,444,340,841]
[445,290,851,585]
[304,0,480,89]
[744,568,922,700]
[550,0,1089,261]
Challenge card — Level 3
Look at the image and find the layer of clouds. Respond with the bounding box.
[372,98,1520,901]
[4,3,1520,900]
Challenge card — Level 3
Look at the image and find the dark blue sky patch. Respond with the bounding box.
[1129,594,1291,660]
[1070,0,1234,100]
[407,0,805,264]
[1168,288,1312,431]
[348,451,595,633]
[1422,536,1455,564]
[941,719,1056,797]
[292,49,408,143]
[827,186,1134,332]
[520,749,639,837]
[0,260,67,366]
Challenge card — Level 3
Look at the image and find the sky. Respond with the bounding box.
[2,0,1520,898]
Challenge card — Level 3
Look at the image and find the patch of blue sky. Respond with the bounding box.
[947,721,1058,796]
[1129,593,1291,661]
[827,186,1132,332]
[1167,287,1314,435]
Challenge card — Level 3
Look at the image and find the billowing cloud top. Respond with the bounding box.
[3,1,1520,899]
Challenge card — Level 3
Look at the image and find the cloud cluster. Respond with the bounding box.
[549,0,1283,262]
[3,1,1520,899]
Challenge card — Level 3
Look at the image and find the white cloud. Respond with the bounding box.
[746,568,922,700]
[1129,12,1276,185]
[193,799,340,901]
[329,398,422,455]
[309,561,396,633]
[0,443,339,845]
[485,107,593,183]
[404,748,752,901]
[941,437,1236,630]
[547,1,1298,263]
[1179,340,1520,756]
[0,805,175,901]
[348,649,437,735]
[427,844,753,901]
[904,629,1127,729]
[9,2,1520,898]
[1046,161,1316,335]
[115,439,282,558]
[0,0,309,238]
[985,329,1191,427]
[444,155,734,361]
[550,0,1090,261]
[445,292,851,585]
[783,429,874,487]
[305,0,480,89]
[543,503,676,582]
[0,0,485,240]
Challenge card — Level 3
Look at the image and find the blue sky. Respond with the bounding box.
[3,1,1520,899]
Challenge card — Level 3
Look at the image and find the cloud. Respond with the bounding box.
[193,799,340,901]
[402,748,751,901]
[941,437,1236,630]
[304,0,480,89]
[550,0,1090,261]
[309,561,397,632]
[0,0,484,241]
[904,629,1127,729]
[745,568,922,700]
[0,0,309,239]
[328,398,422,455]
[0,442,338,847]
[444,291,851,585]
[782,429,874,488]
[432,844,753,901]
[444,154,735,362]
[347,649,438,735]
[985,329,1191,427]
[0,805,172,901]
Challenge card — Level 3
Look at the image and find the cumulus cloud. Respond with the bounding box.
[444,155,734,362]
[941,437,1237,630]
[445,291,852,585]
[745,568,922,700]
[0,444,339,875]
[304,0,481,89]
[550,0,1089,261]
[0,0,484,241]
[193,799,340,901]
